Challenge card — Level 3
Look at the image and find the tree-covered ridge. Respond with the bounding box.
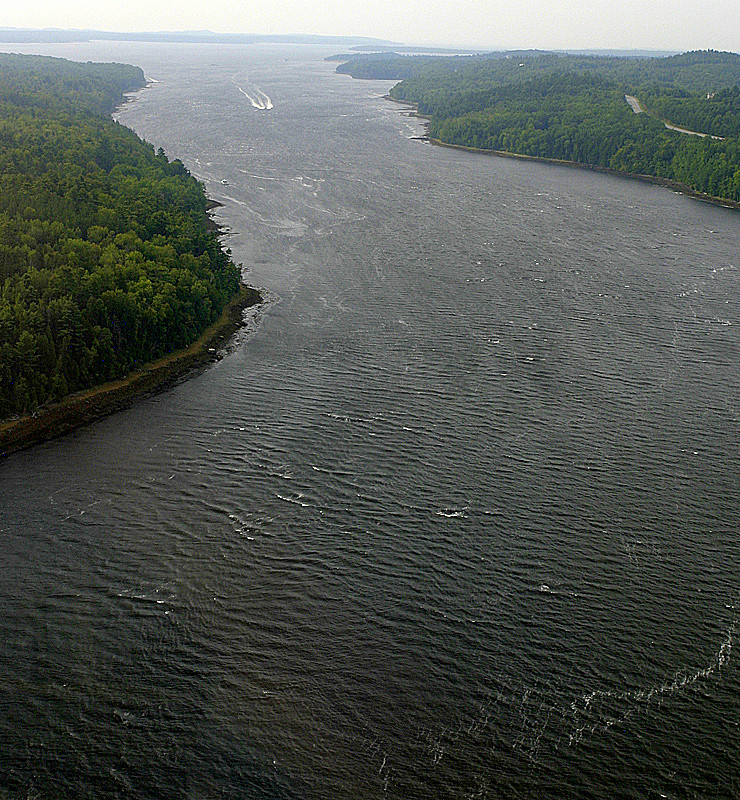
[337,49,740,204]
[0,53,241,419]
[0,52,146,115]
[337,49,740,95]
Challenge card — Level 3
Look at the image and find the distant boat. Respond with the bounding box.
[221,179,228,185]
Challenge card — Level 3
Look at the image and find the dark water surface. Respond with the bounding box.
[1,43,739,799]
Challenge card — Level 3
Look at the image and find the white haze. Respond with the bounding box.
[2,0,738,52]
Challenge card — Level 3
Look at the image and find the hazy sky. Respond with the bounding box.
[3,0,739,52]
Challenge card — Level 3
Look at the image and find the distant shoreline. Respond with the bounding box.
[384,95,740,213]
[0,283,262,456]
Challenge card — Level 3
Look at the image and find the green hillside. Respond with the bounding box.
[0,53,241,419]
[337,49,740,203]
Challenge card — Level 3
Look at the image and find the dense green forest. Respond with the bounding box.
[0,53,241,419]
[336,49,740,203]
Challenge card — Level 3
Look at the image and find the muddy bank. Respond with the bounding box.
[0,284,262,456]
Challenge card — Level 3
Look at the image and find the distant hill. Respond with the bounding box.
[335,49,740,91]
[350,45,493,55]
[0,27,397,46]
[554,49,680,58]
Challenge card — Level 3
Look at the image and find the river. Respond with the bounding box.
[0,42,739,799]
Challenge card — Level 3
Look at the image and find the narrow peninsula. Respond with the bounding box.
[335,49,740,207]
[0,53,260,454]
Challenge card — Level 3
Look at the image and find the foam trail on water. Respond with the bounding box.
[237,85,273,110]
[568,619,737,745]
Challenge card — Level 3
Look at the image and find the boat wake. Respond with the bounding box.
[237,84,273,110]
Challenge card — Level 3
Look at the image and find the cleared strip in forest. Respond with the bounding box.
[624,94,724,139]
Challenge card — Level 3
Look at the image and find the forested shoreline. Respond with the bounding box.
[336,49,740,203]
[0,53,242,420]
